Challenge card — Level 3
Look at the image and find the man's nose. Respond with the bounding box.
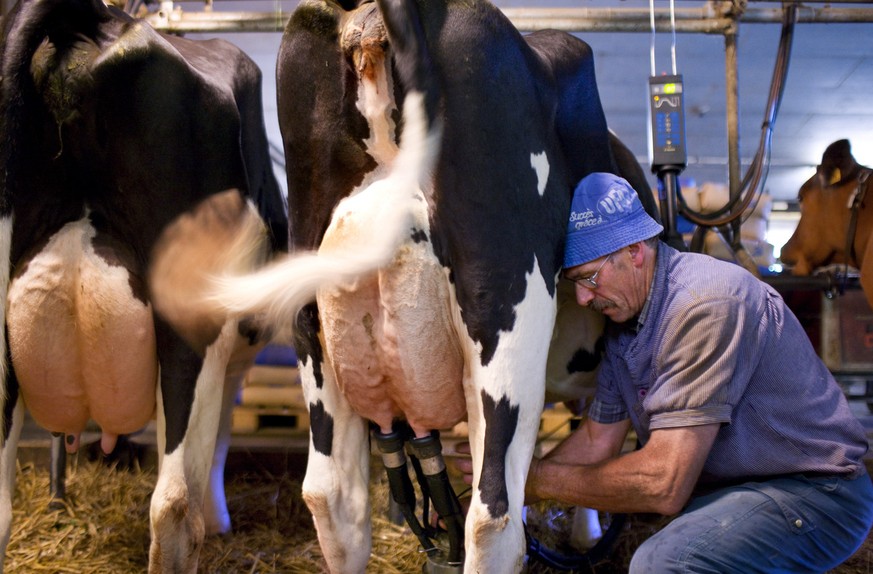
[575,283,595,306]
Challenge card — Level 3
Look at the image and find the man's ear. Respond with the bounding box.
[627,242,645,266]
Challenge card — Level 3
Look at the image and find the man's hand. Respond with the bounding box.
[450,441,543,506]
[452,441,474,485]
[525,457,543,505]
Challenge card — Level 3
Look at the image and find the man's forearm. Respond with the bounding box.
[543,418,631,465]
[529,450,675,514]
[528,424,719,515]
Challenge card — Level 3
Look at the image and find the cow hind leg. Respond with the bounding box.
[202,366,244,536]
[203,334,263,536]
[0,398,24,571]
[0,214,21,570]
[149,322,238,574]
[299,356,371,574]
[464,392,535,573]
[150,456,205,573]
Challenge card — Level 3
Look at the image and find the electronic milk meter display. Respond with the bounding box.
[647,74,687,172]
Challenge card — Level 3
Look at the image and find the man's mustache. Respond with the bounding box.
[590,298,617,313]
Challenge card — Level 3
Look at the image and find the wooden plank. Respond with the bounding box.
[232,406,309,435]
[239,384,304,408]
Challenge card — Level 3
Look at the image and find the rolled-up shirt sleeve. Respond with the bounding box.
[589,353,630,424]
[646,295,758,430]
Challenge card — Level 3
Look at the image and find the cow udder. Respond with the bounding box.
[318,246,466,437]
[8,219,157,447]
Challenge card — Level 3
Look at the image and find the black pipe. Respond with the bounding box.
[407,450,433,531]
[49,432,66,507]
[657,168,688,251]
[409,432,464,565]
[373,428,436,554]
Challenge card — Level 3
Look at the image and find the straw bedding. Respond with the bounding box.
[6,458,872,573]
[7,457,428,573]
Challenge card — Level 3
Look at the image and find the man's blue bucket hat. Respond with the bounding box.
[563,172,664,269]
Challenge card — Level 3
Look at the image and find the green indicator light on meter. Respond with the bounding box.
[664,83,676,94]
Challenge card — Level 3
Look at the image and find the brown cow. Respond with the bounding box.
[781,139,873,307]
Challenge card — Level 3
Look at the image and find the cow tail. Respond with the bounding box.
[207,84,439,326]
[206,0,442,330]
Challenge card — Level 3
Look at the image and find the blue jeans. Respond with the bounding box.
[629,473,873,573]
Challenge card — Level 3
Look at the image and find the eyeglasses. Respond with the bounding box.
[571,255,611,290]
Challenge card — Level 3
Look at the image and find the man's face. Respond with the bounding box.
[563,250,642,323]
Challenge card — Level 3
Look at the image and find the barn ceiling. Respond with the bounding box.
[152,0,873,212]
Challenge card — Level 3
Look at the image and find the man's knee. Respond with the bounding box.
[628,519,718,574]
[628,535,657,574]
[629,531,681,574]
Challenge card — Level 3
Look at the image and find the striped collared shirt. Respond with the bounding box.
[589,243,868,482]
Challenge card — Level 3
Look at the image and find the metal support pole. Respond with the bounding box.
[722,14,762,276]
[724,24,741,204]
[656,169,688,250]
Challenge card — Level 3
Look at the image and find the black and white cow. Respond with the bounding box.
[0,0,287,571]
[208,0,659,571]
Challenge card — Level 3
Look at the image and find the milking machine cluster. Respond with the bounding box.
[373,423,464,573]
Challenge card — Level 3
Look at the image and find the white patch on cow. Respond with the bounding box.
[456,258,557,572]
[355,47,399,173]
[464,261,555,404]
[531,151,550,197]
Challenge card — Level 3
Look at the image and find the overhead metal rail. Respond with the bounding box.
[144,2,873,34]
